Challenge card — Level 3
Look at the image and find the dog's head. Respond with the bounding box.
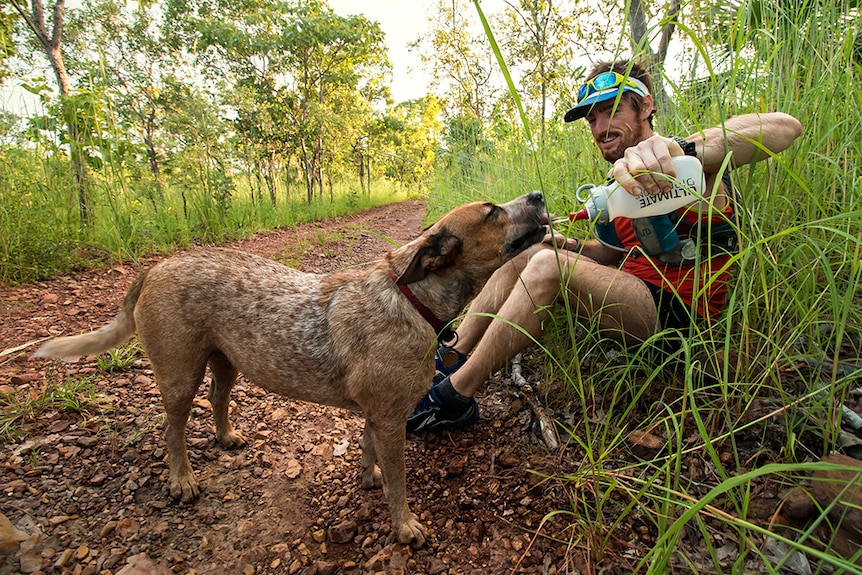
[392,191,546,287]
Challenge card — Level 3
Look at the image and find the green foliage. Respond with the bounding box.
[0,372,106,441]
[0,147,83,283]
[0,1,17,80]
[424,0,862,571]
[96,339,143,373]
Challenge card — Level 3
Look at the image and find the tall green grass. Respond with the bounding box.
[0,139,408,284]
[433,0,862,572]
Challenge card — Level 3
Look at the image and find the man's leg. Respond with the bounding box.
[408,248,659,433]
[450,248,659,397]
[445,244,541,355]
[450,250,659,397]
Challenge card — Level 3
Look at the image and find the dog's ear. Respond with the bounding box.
[396,231,463,285]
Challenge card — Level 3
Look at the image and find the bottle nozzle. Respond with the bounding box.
[571,208,590,221]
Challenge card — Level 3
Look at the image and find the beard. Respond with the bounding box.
[598,119,648,163]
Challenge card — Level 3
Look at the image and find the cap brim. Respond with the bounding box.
[563,86,643,123]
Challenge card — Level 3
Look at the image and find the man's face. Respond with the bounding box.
[583,95,651,162]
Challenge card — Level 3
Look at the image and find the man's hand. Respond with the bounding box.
[543,230,581,251]
[612,136,683,197]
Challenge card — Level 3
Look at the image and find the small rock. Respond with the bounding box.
[627,430,664,459]
[497,453,520,468]
[48,515,71,526]
[0,512,27,552]
[115,517,139,539]
[427,556,448,575]
[115,552,172,575]
[10,373,38,386]
[328,520,358,544]
[104,552,125,569]
[285,458,302,479]
[782,487,816,520]
[53,548,75,569]
[18,551,43,574]
[76,436,98,448]
[133,374,152,386]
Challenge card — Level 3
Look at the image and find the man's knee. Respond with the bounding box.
[520,248,569,293]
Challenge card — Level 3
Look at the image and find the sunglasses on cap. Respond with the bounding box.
[564,71,650,122]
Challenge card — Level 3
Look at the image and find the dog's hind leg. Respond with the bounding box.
[207,352,246,449]
[155,364,207,503]
[360,420,383,489]
[142,331,209,504]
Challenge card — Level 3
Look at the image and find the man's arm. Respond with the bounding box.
[689,112,803,174]
[543,233,625,266]
[612,112,802,203]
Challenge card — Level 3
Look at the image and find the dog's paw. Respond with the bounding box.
[217,430,246,449]
[395,517,428,549]
[360,465,383,490]
[169,475,201,503]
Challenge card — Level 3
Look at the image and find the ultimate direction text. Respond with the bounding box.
[637,178,697,209]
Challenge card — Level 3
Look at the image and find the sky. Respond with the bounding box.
[326,0,438,103]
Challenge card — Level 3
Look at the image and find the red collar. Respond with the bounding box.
[389,272,455,342]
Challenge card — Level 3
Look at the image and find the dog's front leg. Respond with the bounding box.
[364,417,428,549]
[360,420,383,489]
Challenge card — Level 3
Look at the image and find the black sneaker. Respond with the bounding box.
[406,382,479,433]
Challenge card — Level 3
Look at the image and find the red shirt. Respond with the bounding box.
[614,206,734,321]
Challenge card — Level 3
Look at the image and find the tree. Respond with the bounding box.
[8,0,91,224]
[66,0,180,204]
[0,1,19,79]
[415,0,501,127]
[168,0,389,204]
[160,79,233,221]
[626,0,680,115]
[498,0,580,143]
[379,96,443,189]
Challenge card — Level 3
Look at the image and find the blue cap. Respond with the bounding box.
[564,74,650,123]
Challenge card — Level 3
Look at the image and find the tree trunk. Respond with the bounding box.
[358,151,366,193]
[266,152,277,206]
[627,0,680,118]
[365,156,371,197]
[299,139,314,204]
[143,130,163,204]
[16,0,92,225]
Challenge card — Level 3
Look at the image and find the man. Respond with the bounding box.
[407,58,802,433]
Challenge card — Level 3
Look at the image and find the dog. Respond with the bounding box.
[35,191,545,548]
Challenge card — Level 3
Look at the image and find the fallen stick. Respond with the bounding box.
[1,335,55,359]
[510,354,559,451]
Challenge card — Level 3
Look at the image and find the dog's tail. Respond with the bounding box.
[34,270,147,361]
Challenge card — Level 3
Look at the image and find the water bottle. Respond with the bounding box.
[568,155,706,224]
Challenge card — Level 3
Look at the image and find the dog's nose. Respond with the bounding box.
[526,191,544,205]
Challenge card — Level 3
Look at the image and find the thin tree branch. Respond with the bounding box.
[656,0,681,64]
